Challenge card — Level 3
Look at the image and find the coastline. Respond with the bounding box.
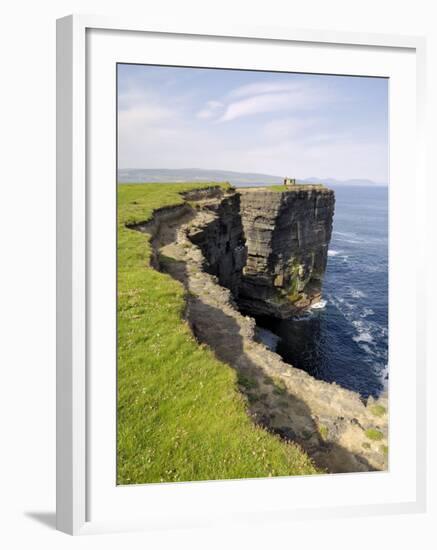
[129,184,389,475]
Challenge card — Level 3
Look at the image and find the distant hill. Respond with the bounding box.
[117,168,387,187]
[299,176,387,187]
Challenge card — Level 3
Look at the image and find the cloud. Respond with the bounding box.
[220,92,300,122]
[196,100,223,119]
[228,81,305,99]
[194,80,333,123]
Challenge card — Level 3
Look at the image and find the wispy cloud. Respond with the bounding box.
[228,80,306,98]
[220,92,301,122]
[195,79,333,123]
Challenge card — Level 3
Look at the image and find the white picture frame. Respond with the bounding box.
[56,14,427,535]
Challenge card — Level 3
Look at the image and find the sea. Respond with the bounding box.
[256,185,388,398]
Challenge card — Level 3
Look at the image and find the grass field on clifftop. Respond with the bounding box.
[117,182,317,484]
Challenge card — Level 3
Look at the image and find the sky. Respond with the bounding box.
[117,64,388,183]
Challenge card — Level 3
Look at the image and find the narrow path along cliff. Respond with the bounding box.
[132,186,388,474]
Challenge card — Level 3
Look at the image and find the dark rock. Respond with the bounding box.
[188,192,246,296]
[188,186,335,319]
[274,426,297,440]
[238,187,335,318]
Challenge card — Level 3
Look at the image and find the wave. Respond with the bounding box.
[359,343,373,355]
[349,288,367,299]
[360,307,375,317]
[353,331,374,344]
[352,319,374,343]
[329,296,387,362]
[328,249,341,256]
[310,299,327,310]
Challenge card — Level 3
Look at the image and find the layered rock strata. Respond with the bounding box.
[238,186,335,318]
[188,192,246,296]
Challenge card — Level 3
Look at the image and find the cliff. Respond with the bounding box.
[189,185,335,319]
[238,186,335,318]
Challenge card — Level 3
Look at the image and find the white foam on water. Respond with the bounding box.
[349,288,366,299]
[359,343,373,355]
[329,294,388,374]
[328,249,341,257]
[360,307,375,317]
[353,331,374,344]
[310,299,327,310]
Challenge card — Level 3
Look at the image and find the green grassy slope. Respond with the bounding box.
[117,182,317,484]
[268,184,327,192]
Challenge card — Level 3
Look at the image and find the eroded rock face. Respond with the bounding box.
[185,185,334,319]
[188,193,246,296]
[238,187,335,318]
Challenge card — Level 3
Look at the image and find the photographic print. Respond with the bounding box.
[117,64,388,485]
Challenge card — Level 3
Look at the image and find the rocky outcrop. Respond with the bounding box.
[184,185,335,319]
[238,186,335,318]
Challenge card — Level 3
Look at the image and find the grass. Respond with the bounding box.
[272,377,287,396]
[117,182,318,484]
[268,184,327,192]
[238,373,259,391]
[318,425,329,441]
[370,404,386,418]
[364,428,384,441]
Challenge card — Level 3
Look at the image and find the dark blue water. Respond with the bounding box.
[258,186,388,398]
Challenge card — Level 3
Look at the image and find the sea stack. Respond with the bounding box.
[237,186,335,318]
